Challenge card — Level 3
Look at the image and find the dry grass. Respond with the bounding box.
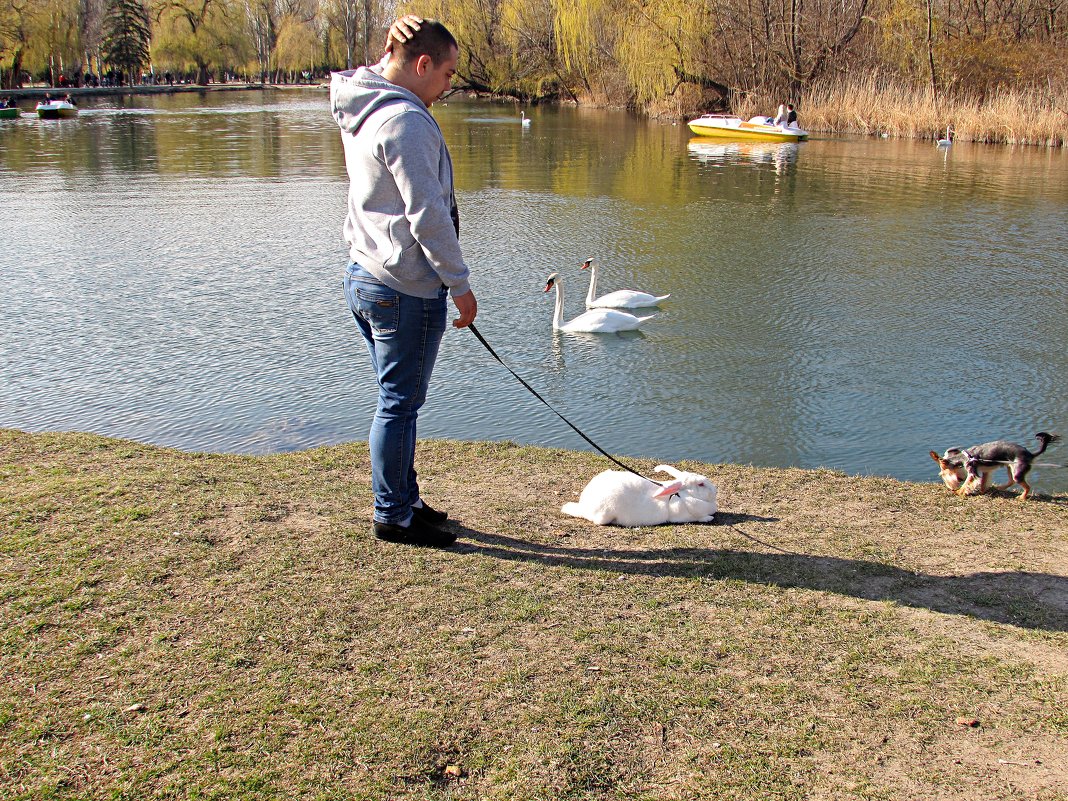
[2,429,1067,800]
[734,77,1068,146]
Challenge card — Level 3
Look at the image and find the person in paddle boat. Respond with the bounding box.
[332,15,476,549]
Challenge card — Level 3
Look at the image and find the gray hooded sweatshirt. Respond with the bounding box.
[331,65,470,299]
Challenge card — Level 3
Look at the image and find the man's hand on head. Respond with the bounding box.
[385,15,423,52]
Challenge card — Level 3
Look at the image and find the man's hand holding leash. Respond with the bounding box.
[452,290,477,328]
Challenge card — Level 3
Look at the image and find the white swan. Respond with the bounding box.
[544,272,654,333]
[520,110,531,126]
[936,124,954,147]
[581,258,670,309]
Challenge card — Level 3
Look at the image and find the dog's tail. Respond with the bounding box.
[1033,432,1060,456]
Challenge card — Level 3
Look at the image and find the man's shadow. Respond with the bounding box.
[451,513,1068,632]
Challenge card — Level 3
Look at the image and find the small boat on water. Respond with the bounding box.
[688,114,808,142]
[36,100,78,119]
[0,106,20,119]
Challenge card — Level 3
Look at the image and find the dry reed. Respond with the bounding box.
[735,76,1068,146]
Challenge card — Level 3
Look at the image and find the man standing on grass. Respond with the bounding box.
[331,17,476,548]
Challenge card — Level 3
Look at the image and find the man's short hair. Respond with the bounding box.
[394,20,458,67]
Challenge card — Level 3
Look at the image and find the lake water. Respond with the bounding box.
[2,89,1067,493]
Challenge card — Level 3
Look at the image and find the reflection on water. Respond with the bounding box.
[2,89,1067,492]
[687,139,799,173]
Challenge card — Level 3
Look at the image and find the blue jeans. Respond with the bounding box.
[344,263,448,525]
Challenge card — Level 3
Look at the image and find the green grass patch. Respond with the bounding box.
[1,428,1066,799]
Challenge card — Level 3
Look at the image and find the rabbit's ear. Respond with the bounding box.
[652,480,683,498]
[654,465,683,478]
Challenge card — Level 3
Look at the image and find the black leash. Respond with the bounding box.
[468,323,660,486]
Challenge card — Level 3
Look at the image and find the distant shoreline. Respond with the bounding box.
[4,80,1064,146]
[0,83,325,101]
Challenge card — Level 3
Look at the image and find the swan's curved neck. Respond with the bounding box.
[584,262,597,305]
[552,278,565,330]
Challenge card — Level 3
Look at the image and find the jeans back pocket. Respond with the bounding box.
[354,284,401,335]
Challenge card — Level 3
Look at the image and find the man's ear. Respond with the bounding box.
[414,54,432,76]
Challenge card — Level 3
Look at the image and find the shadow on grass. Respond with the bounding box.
[452,515,1068,633]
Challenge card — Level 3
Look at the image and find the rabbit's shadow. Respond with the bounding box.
[449,515,1068,633]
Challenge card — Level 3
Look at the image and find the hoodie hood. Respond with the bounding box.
[330,66,430,136]
[330,63,469,300]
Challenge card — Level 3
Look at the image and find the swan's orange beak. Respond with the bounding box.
[580,259,592,270]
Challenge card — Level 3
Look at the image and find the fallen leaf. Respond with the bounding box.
[955,716,980,728]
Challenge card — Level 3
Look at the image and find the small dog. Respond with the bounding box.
[929,432,1060,500]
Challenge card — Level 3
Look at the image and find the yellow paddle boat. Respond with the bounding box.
[688,114,808,142]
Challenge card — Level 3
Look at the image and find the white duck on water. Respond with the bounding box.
[581,258,670,309]
[544,272,654,333]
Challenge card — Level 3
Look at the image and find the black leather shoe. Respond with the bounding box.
[373,517,456,548]
[411,500,448,525]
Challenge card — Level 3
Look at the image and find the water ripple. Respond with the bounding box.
[2,91,1067,492]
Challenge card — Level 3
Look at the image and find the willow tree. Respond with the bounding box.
[153,0,252,82]
[496,0,576,100]
[273,13,316,76]
[402,0,518,94]
[24,0,84,82]
[102,0,150,82]
[552,0,621,99]
[0,0,31,87]
[617,0,727,105]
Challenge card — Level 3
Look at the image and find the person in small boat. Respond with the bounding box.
[42,93,52,104]
[64,94,76,106]
[0,98,11,108]
[786,103,797,126]
[773,102,787,126]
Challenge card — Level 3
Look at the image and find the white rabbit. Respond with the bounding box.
[561,464,717,526]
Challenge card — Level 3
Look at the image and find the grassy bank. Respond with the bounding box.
[735,78,1068,146]
[2,428,1067,800]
